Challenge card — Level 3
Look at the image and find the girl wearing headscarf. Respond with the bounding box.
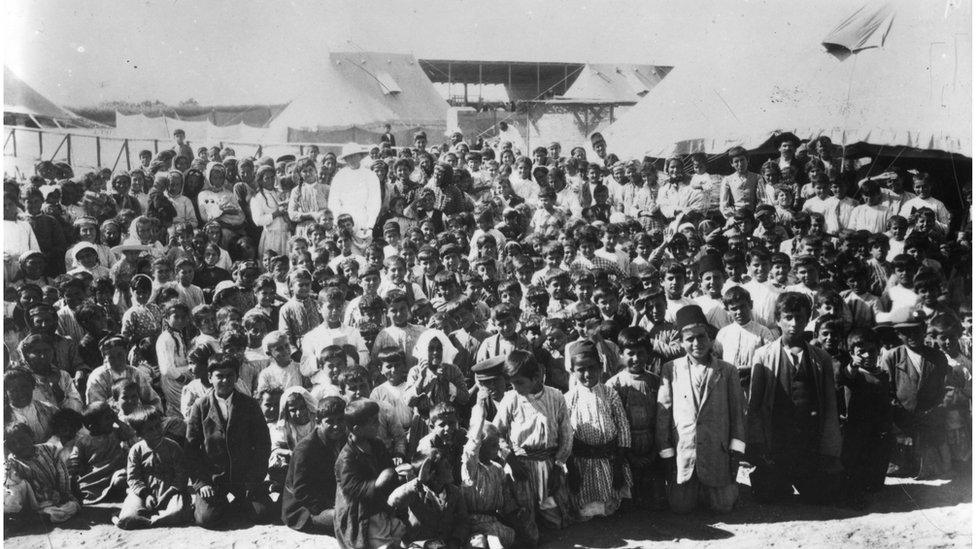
[405,330,470,451]
[65,216,117,272]
[287,156,329,239]
[249,165,291,256]
[278,386,318,452]
[166,170,198,228]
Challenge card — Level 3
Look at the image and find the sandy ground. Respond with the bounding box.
[4,473,971,549]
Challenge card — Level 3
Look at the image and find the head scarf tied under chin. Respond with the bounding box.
[413,329,459,365]
[279,386,318,419]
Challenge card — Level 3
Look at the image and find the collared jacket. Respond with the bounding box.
[747,339,842,459]
[881,345,949,432]
[656,355,746,487]
[185,389,270,493]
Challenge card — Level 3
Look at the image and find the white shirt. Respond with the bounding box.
[716,321,777,370]
[215,392,233,419]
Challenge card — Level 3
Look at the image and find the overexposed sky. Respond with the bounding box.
[4,0,852,106]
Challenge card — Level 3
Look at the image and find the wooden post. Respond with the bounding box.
[38,130,43,157]
[124,139,131,170]
[96,136,101,167]
[66,134,71,164]
[448,62,452,102]
[536,63,541,96]
[154,139,159,154]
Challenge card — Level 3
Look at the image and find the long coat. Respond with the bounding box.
[656,355,746,487]
[282,429,344,531]
[185,390,271,493]
[746,339,842,458]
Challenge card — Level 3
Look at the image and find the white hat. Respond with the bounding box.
[111,238,151,255]
[339,143,368,160]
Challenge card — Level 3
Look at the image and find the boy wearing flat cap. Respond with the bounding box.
[655,305,745,514]
[881,308,950,479]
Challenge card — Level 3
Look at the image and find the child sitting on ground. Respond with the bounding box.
[281,396,347,534]
[4,422,81,525]
[116,408,190,529]
[334,399,406,549]
[415,403,468,484]
[388,448,470,549]
[462,415,526,549]
[70,401,133,503]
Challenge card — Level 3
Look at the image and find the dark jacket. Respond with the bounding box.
[185,390,270,493]
[334,437,396,549]
[282,429,344,531]
[881,345,949,432]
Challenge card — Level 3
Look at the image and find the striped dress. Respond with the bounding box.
[278,297,323,348]
[565,383,632,519]
[6,444,80,523]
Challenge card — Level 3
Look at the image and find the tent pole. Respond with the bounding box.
[38,130,43,157]
[67,134,71,165]
[96,136,101,167]
[125,139,131,170]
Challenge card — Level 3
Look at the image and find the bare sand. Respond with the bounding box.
[4,475,970,548]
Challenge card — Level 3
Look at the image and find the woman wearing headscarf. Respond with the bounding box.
[250,165,291,256]
[197,162,246,243]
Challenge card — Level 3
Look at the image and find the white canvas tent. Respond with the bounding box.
[562,64,672,103]
[4,67,103,129]
[603,0,972,159]
[268,52,448,144]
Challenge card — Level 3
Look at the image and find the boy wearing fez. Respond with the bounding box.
[655,305,746,514]
[747,292,843,504]
[185,353,274,527]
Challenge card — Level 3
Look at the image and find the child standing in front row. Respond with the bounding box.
[492,350,573,537]
[116,408,190,530]
[607,326,666,510]
[565,341,632,520]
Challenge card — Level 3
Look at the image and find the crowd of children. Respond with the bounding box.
[2,128,972,547]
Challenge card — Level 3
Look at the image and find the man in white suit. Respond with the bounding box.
[656,304,747,514]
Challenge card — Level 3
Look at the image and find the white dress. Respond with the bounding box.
[250,189,290,256]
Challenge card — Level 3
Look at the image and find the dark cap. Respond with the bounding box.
[698,253,723,275]
[570,340,601,369]
[635,287,665,305]
[674,304,709,332]
[472,355,506,381]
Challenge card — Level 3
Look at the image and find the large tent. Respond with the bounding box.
[562,64,673,103]
[602,0,972,160]
[268,52,448,144]
[3,67,103,129]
